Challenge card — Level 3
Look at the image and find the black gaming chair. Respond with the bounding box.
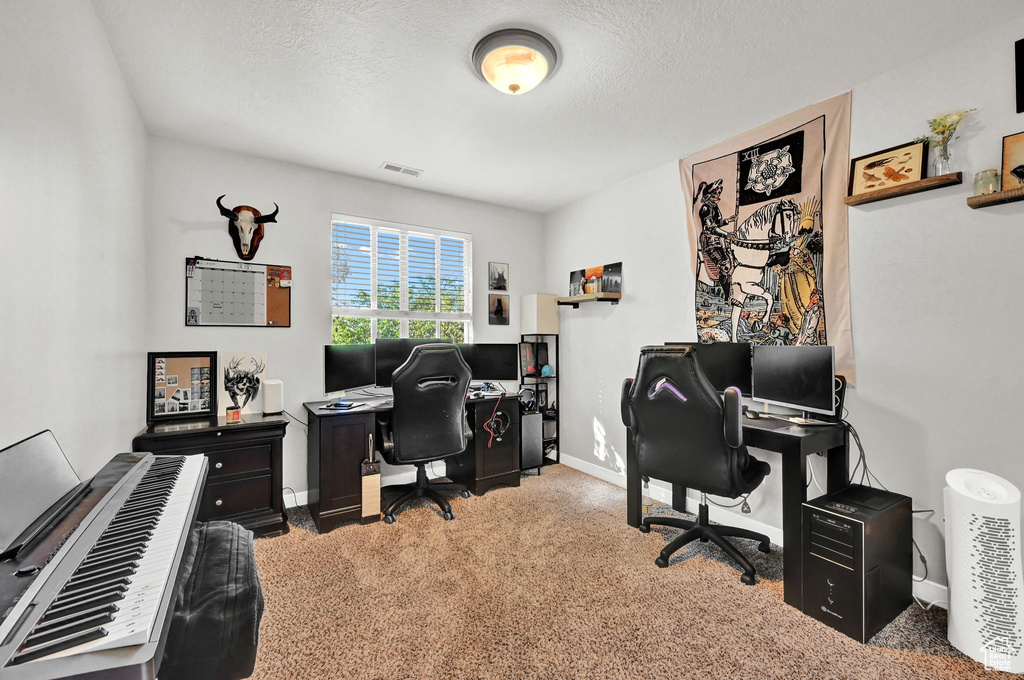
[621,344,771,584]
[378,344,473,523]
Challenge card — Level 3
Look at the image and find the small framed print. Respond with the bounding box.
[536,382,548,410]
[488,294,509,325]
[488,262,509,291]
[147,352,217,422]
[849,141,928,197]
[1000,131,1024,191]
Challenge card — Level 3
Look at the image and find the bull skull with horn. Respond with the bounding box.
[216,195,279,261]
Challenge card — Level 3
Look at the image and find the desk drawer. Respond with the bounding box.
[207,444,272,478]
[206,475,272,519]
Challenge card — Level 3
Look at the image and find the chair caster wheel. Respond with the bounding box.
[443,510,455,521]
[638,524,651,533]
[384,514,396,524]
[758,542,771,553]
[741,573,756,586]
[460,490,471,498]
[655,556,669,568]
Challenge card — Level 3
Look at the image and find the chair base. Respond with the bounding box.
[639,502,771,585]
[382,463,470,523]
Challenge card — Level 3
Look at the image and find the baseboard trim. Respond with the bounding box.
[283,489,309,509]
[559,453,783,546]
[913,578,948,609]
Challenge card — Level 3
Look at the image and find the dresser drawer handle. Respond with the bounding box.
[215,499,224,506]
[215,462,223,469]
[216,432,222,437]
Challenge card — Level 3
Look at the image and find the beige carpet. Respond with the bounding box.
[251,465,1010,680]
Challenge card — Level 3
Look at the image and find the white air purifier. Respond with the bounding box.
[262,379,284,415]
[944,469,1024,673]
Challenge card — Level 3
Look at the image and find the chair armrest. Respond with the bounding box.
[620,378,634,429]
[722,387,743,448]
[377,415,395,456]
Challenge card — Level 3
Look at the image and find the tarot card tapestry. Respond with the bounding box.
[679,92,855,383]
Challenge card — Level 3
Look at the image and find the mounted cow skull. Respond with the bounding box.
[216,195,279,261]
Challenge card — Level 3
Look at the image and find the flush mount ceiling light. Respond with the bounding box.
[472,29,557,95]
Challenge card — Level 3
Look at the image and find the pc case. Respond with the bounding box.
[801,484,912,642]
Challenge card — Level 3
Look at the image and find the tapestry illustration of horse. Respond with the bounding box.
[680,93,855,381]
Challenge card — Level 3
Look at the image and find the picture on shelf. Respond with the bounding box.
[568,269,585,296]
[567,262,623,296]
[1000,131,1024,191]
[488,294,509,325]
[488,262,509,291]
[848,141,927,197]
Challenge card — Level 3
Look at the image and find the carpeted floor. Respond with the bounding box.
[251,465,1011,679]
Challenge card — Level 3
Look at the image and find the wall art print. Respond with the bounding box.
[217,351,268,415]
[680,92,855,383]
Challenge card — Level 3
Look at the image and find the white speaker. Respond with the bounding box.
[262,379,284,415]
[944,469,1024,673]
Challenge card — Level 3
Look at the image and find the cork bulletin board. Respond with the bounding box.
[185,256,291,327]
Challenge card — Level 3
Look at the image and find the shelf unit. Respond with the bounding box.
[844,172,962,206]
[966,185,1024,209]
[521,333,559,466]
[556,292,621,308]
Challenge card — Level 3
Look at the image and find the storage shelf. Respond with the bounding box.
[844,172,962,206]
[966,185,1024,209]
[556,292,621,308]
[522,374,556,380]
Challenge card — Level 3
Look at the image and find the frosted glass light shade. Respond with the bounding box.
[473,29,557,95]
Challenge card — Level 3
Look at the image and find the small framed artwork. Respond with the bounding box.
[1000,131,1024,191]
[848,141,928,197]
[536,382,548,411]
[147,351,217,422]
[488,294,509,325]
[488,262,509,291]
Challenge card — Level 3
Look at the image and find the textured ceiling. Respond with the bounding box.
[91,0,1017,213]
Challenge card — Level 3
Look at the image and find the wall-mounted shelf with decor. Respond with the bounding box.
[966,186,1024,209]
[844,172,962,207]
[556,293,621,308]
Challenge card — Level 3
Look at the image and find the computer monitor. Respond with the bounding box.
[374,338,453,387]
[457,343,519,381]
[324,344,376,394]
[751,345,836,416]
[665,341,752,396]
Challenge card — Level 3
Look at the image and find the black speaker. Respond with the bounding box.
[819,375,847,423]
[520,412,543,471]
[802,485,912,642]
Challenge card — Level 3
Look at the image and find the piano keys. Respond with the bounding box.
[0,431,207,680]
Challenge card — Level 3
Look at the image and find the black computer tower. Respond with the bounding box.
[801,485,912,642]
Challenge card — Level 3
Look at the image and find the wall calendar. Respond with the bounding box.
[185,256,291,327]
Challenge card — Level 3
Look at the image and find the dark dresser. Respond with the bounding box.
[132,414,288,537]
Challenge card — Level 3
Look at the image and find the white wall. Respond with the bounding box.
[0,1,148,477]
[146,138,544,497]
[544,17,1024,591]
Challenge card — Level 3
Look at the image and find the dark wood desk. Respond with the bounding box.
[304,393,520,533]
[626,415,849,610]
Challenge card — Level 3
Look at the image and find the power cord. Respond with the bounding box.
[283,410,308,432]
[706,494,752,514]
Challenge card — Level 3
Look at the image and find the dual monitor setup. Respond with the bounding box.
[670,342,840,420]
[324,339,519,404]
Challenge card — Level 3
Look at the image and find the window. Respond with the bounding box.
[331,214,472,344]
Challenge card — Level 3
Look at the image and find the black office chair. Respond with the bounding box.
[621,344,771,585]
[378,343,473,523]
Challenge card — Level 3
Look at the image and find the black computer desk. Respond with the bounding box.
[303,392,521,533]
[625,415,849,610]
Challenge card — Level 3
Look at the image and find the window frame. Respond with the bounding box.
[331,213,474,342]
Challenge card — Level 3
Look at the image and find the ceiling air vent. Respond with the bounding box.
[380,162,422,178]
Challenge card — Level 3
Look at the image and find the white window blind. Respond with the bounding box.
[331,214,473,340]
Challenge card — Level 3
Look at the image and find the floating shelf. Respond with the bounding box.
[556,292,622,308]
[966,185,1024,209]
[844,172,962,206]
